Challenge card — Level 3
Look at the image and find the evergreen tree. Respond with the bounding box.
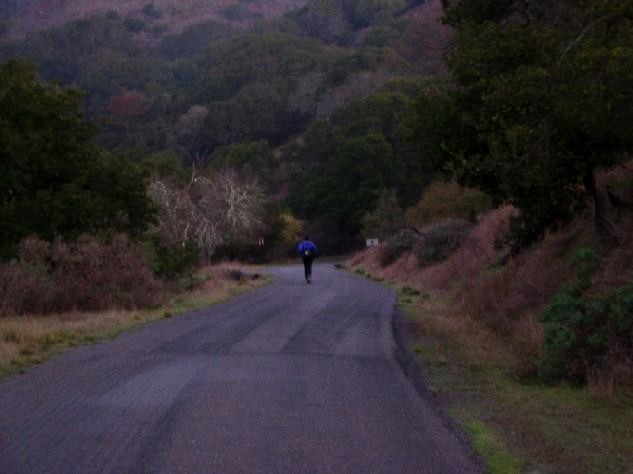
[0,60,154,258]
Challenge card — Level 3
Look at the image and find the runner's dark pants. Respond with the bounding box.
[302,256,314,280]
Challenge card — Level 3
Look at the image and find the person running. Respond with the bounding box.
[297,236,317,283]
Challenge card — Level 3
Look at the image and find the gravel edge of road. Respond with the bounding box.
[391,306,486,472]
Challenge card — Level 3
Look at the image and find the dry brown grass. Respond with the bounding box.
[0,262,268,378]
[348,185,633,384]
[458,221,582,331]
[347,205,589,378]
[347,206,524,373]
[347,247,386,276]
[407,295,514,371]
[348,206,517,291]
[382,252,420,285]
[418,206,517,292]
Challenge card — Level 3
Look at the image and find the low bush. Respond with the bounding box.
[413,219,471,267]
[145,234,199,279]
[406,181,491,227]
[458,222,575,333]
[0,235,164,316]
[539,247,633,391]
[419,206,517,291]
[0,262,54,315]
[380,229,421,266]
[454,218,578,377]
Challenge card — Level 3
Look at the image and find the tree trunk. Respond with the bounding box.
[584,168,619,246]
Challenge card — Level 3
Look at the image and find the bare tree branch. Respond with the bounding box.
[148,170,268,260]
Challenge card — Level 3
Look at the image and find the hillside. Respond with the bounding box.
[0,0,454,256]
[1,0,308,37]
[0,0,451,168]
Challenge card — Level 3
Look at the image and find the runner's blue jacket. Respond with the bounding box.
[298,240,317,256]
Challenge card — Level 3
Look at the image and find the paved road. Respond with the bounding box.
[0,264,480,474]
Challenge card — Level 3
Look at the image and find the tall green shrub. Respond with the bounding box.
[539,247,633,385]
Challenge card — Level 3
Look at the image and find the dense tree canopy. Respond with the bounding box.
[413,0,633,247]
[0,60,154,258]
[286,80,434,252]
[0,7,417,161]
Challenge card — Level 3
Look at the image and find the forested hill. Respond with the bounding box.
[0,0,308,37]
[0,0,450,157]
[0,0,452,255]
[0,0,449,44]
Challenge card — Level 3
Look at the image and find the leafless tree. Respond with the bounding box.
[148,169,268,260]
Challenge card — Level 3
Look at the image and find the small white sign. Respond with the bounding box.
[366,238,380,247]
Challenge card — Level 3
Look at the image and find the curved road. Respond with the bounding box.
[0,264,480,473]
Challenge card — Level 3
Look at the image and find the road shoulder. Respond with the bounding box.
[344,263,633,473]
[0,264,270,380]
[391,305,487,472]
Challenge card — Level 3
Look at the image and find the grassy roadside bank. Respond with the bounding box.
[353,267,633,474]
[0,264,269,379]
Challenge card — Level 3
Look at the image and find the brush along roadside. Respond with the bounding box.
[0,264,269,379]
[344,261,633,474]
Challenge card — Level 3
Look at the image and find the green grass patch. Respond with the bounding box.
[492,379,633,473]
[410,308,633,472]
[461,417,521,474]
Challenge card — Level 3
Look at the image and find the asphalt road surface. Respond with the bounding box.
[0,264,481,474]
